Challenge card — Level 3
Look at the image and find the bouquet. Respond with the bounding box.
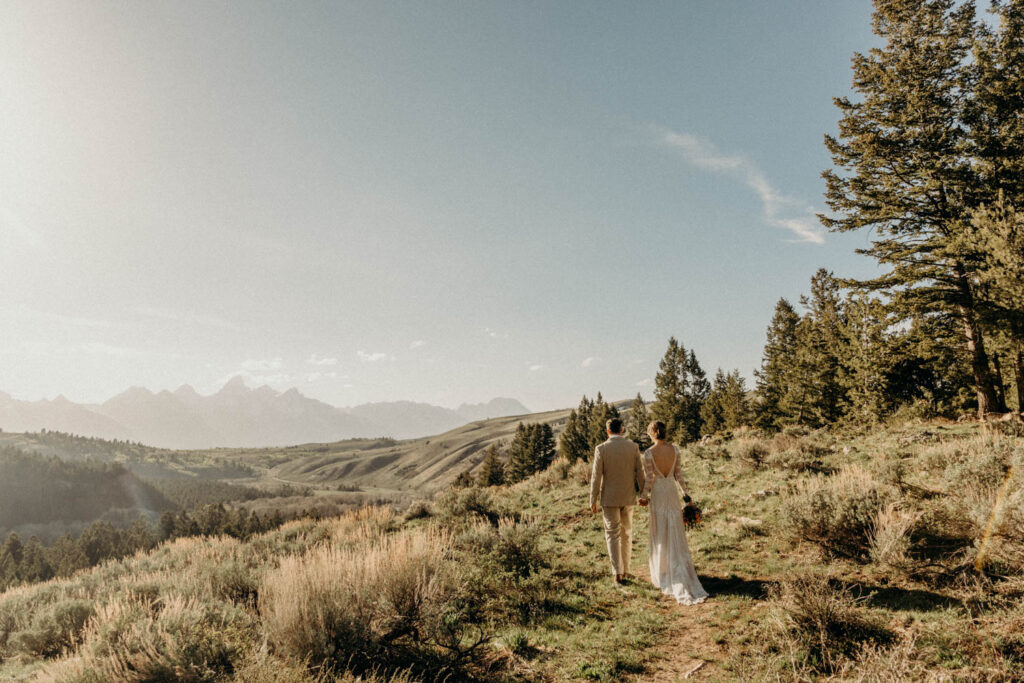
[682,495,702,529]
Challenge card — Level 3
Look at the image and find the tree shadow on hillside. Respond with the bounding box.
[838,580,961,612]
[700,574,771,599]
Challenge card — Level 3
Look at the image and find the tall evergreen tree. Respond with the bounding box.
[756,299,801,431]
[478,444,506,487]
[800,269,849,424]
[535,423,557,472]
[651,337,708,443]
[822,0,1006,416]
[504,423,533,484]
[587,393,620,450]
[626,394,652,450]
[701,370,752,434]
[558,409,591,463]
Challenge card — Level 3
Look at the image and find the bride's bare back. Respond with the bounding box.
[649,441,676,478]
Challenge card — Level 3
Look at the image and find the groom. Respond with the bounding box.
[589,418,646,583]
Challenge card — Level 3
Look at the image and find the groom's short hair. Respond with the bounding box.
[606,418,623,434]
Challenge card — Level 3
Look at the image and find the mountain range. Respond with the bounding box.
[0,378,529,449]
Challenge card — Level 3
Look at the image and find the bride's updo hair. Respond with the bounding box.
[647,420,667,441]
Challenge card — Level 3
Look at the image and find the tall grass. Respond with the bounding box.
[260,527,467,676]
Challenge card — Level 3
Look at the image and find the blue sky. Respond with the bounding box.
[0,1,881,410]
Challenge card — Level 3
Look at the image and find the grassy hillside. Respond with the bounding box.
[1,421,1021,681]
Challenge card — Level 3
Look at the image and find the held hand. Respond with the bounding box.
[638,498,649,507]
[590,503,598,515]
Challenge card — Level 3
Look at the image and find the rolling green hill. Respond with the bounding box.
[1,421,1021,681]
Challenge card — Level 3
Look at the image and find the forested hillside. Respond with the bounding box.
[1,422,1020,681]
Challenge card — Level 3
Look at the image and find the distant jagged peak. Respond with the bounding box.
[173,384,200,399]
[253,384,278,398]
[455,397,530,421]
[217,375,251,394]
[104,386,156,404]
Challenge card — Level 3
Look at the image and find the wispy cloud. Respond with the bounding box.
[305,371,338,382]
[135,306,240,331]
[357,350,391,362]
[241,357,283,371]
[307,353,338,366]
[581,356,601,368]
[0,205,43,250]
[409,340,427,350]
[529,364,544,372]
[659,128,825,244]
[636,378,653,387]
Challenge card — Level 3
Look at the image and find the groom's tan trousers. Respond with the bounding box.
[601,505,633,577]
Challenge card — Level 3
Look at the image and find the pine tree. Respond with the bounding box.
[651,337,708,443]
[701,369,752,435]
[970,199,1024,411]
[478,443,506,486]
[504,423,533,484]
[626,394,652,450]
[800,269,849,424]
[755,300,800,431]
[558,409,591,463]
[840,294,895,421]
[535,424,557,472]
[822,0,1005,416]
[588,393,621,450]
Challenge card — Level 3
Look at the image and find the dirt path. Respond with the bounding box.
[633,573,772,682]
[634,597,728,681]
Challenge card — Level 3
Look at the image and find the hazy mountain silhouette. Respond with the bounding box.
[0,381,529,449]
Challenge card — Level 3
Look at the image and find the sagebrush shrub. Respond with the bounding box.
[869,503,920,571]
[434,487,502,526]
[785,466,892,560]
[42,596,248,681]
[730,438,770,468]
[259,527,472,676]
[767,572,893,674]
[9,599,94,657]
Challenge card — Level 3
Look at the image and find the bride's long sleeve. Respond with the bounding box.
[673,447,689,497]
[641,452,655,499]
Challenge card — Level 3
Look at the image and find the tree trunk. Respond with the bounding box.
[1014,344,1024,414]
[993,353,1007,410]
[954,267,1005,417]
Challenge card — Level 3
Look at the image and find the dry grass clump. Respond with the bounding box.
[433,486,503,526]
[6,599,94,658]
[730,438,770,468]
[535,457,572,488]
[785,466,892,560]
[766,572,893,675]
[868,503,921,571]
[42,596,249,681]
[259,527,475,677]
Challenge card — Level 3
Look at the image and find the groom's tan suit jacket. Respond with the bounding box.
[589,435,645,508]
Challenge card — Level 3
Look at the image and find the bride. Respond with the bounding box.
[638,420,708,605]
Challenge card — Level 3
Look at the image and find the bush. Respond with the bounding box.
[869,504,920,571]
[402,501,432,521]
[730,438,770,468]
[434,487,502,526]
[785,466,892,560]
[455,520,546,580]
[43,596,248,680]
[259,528,480,677]
[9,599,94,657]
[767,572,893,674]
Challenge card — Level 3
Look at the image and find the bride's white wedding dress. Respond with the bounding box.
[642,445,708,605]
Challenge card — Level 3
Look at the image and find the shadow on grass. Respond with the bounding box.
[700,574,771,599]
[843,581,961,612]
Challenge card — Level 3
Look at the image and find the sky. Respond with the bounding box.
[0,1,883,411]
